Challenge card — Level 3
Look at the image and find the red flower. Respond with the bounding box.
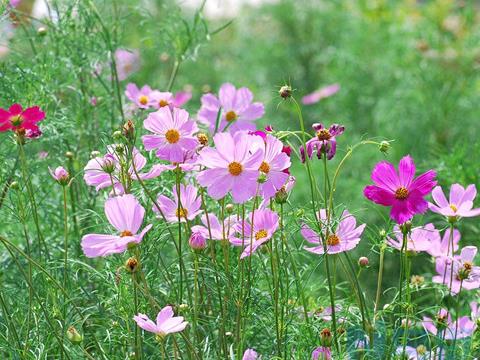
[0,104,45,135]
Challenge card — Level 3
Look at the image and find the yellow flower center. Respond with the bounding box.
[395,187,409,200]
[197,133,208,145]
[326,234,340,246]
[463,261,473,272]
[139,95,149,105]
[450,204,458,212]
[228,162,243,176]
[259,161,270,174]
[176,207,188,218]
[316,129,332,141]
[255,229,268,240]
[165,129,180,144]
[225,110,237,122]
[159,99,169,107]
[120,230,133,237]
[10,114,23,127]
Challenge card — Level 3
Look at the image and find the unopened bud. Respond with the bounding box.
[122,120,135,140]
[358,256,369,267]
[10,181,19,190]
[379,229,386,238]
[37,26,47,36]
[90,150,100,158]
[379,141,390,153]
[125,257,139,272]
[400,221,412,235]
[65,151,74,159]
[279,85,292,99]
[225,204,235,213]
[189,232,207,250]
[113,130,123,140]
[319,328,332,347]
[66,326,83,344]
[416,345,427,355]
[257,173,268,184]
[274,187,288,204]
[411,275,424,286]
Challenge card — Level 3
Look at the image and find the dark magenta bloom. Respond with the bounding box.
[300,123,344,162]
[364,155,436,224]
[0,103,45,135]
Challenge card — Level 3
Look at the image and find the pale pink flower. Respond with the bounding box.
[154,184,202,223]
[242,349,259,360]
[191,213,237,241]
[387,223,438,253]
[429,184,480,219]
[150,90,192,109]
[81,194,152,257]
[426,228,460,258]
[312,346,331,360]
[133,306,188,338]
[422,308,475,340]
[302,83,340,105]
[115,49,140,81]
[125,83,155,109]
[49,166,70,185]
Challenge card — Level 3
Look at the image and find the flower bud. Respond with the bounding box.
[122,120,135,140]
[189,232,207,250]
[378,141,390,153]
[178,303,189,310]
[10,181,19,190]
[90,150,101,158]
[411,275,424,286]
[458,262,472,280]
[279,85,292,99]
[37,26,47,37]
[379,229,386,238]
[125,257,139,272]
[65,151,74,159]
[400,221,412,235]
[257,173,268,184]
[319,328,332,347]
[358,256,369,267]
[101,154,116,174]
[49,166,70,186]
[113,130,123,140]
[90,97,98,106]
[66,326,83,344]
[274,187,288,204]
[416,345,427,355]
[265,125,274,132]
[225,204,235,213]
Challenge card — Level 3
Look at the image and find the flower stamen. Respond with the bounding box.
[316,129,332,141]
[326,234,340,246]
[228,162,243,176]
[395,187,409,200]
[225,111,237,122]
[255,229,268,240]
[139,95,149,106]
[259,161,270,174]
[165,129,180,144]
[120,230,133,237]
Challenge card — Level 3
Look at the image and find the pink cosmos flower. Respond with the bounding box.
[251,134,291,199]
[191,213,237,241]
[300,123,344,162]
[230,209,279,259]
[0,104,45,134]
[302,210,366,255]
[10,0,22,8]
[312,305,344,323]
[84,146,165,194]
[150,90,192,109]
[363,155,437,224]
[38,151,49,159]
[302,83,340,105]
[81,194,152,257]
[154,184,202,223]
[115,49,140,81]
[432,246,480,295]
[426,228,460,258]
[429,184,480,219]
[470,301,480,322]
[142,107,199,163]
[49,166,69,185]
[197,83,265,134]
[133,306,188,338]
[125,83,155,109]
[242,349,259,360]
[422,308,475,340]
[395,346,442,360]
[312,346,331,360]
[387,223,438,253]
[196,132,264,203]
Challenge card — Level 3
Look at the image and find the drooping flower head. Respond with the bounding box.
[0,104,45,136]
[196,132,264,203]
[142,107,199,163]
[387,223,438,253]
[429,184,480,220]
[81,194,152,257]
[115,48,140,81]
[84,145,165,194]
[242,348,259,360]
[153,184,202,223]
[364,155,437,224]
[191,213,237,241]
[302,83,340,105]
[422,308,475,340]
[125,83,155,109]
[300,123,344,162]
[311,346,331,360]
[302,210,365,255]
[197,83,265,134]
[133,306,188,339]
[426,228,460,258]
[49,166,70,186]
[432,246,480,295]
[230,209,279,258]
[251,134,291,199]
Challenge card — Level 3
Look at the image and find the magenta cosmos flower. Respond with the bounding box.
[81,194,152,257]
[49,166,69,185]
[230,209,279,258]
[153,184,202,223]
[302,210,366,255]
[191,213,237,241]
[150,90,192,109]
[312,347,331,360]
[84,146,165,194]
[364,155,437,224]
[197,83,265,134]
[423,308,475,340]
[125,83,155,109]
[251,134,291,199]
[242,349,259,360]
[426,228,460,258]
[387,223,438,253]
[133,305,188,339]
[300,123,344,162]
[429,184,480,220]
[302,83,340,105]
[142,107,199,163]
[432,246,480,295]
[115,48,140,81]
[0,103,45,135]
[196,132,264,203]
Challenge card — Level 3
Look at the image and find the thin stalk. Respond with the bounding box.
[62,185,69,356]
[374,244,386,321]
